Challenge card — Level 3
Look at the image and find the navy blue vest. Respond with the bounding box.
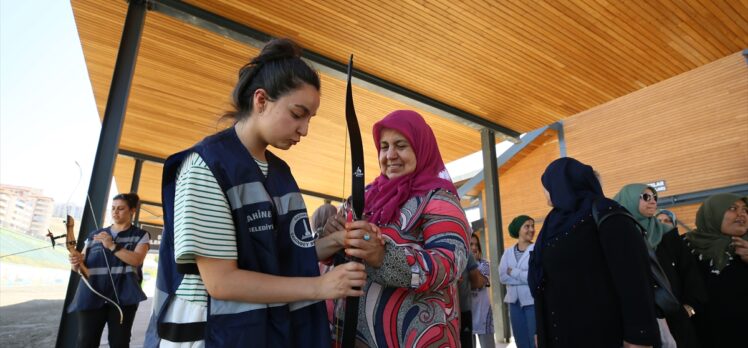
[67,226,148,312]
[145,128,330,347]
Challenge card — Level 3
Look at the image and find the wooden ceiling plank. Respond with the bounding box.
[688,0,748,49]
[509,1,637,95]
[584,0,676,78]
[664,1,733,56]
[464,1,622,111]
[722,0,748,34]
[603,0,691,73]
[637,1,711,66]
[559,0,667,82]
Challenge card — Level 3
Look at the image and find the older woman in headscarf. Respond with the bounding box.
[333,110,470,347]
[528,158,659,348]
[614,184,706,348]
[685,193,748,347]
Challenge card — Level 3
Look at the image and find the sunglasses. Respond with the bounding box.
[640,192,658,202]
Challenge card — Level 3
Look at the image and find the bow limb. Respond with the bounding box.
[344,55,365,222]
[66,215,89,278]
[65,215,124,324]
[78,271,125,324]
[340,54,365,348]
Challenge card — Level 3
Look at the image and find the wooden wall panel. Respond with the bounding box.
[564,52,748,199]
[668,203,700,233]
[490,52,747,247]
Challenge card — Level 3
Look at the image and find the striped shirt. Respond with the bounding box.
[174,152,236,304]
[255,158,268,177]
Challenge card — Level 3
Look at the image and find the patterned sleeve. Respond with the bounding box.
[367,192,469,292]
[478,259,490,286]
[174,152,237,263]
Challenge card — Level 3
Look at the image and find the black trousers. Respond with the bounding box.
[77,303,139,348]
[461,310,474,348]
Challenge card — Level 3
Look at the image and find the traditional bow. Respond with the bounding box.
[340,54,365,348]
[65,215,124,324]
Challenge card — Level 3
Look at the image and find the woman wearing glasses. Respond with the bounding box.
[614,184,706,348]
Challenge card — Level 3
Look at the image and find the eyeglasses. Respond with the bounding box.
[640,192,658,202]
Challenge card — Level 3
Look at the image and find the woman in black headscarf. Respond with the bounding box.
[528,158,659,348]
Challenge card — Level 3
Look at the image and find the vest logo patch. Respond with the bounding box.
[290,212,316,248]
[247,209,274,233]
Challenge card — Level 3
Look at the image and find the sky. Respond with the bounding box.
[0,1,514,223]
[0,1,105,207]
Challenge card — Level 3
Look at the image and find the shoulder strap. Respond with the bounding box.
[591,199,646,235]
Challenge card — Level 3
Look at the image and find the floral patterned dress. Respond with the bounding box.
[332,189,470,348]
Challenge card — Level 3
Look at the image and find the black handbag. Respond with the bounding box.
[592,202,684,319]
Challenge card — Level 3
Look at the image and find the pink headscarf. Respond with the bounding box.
[364,110,458,224]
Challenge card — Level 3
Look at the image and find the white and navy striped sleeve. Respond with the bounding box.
[174,152,237,263]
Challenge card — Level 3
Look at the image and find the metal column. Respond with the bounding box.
[552,121,567,157]
[481,129,511,343]
[131,158,144,226]
[130,158,144,193]
[56,1,147,346]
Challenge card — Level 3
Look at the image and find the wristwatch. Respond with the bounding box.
[110,244,123,254]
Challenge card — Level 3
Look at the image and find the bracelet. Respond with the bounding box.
[112,244,123,254]
[684,304,696,317]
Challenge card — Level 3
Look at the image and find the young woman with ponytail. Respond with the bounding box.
[145,39,367,348]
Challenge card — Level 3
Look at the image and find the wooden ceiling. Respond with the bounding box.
[184,0,748,130]
[71,0,748,224]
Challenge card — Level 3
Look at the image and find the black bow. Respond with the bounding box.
[340,54,365,348]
